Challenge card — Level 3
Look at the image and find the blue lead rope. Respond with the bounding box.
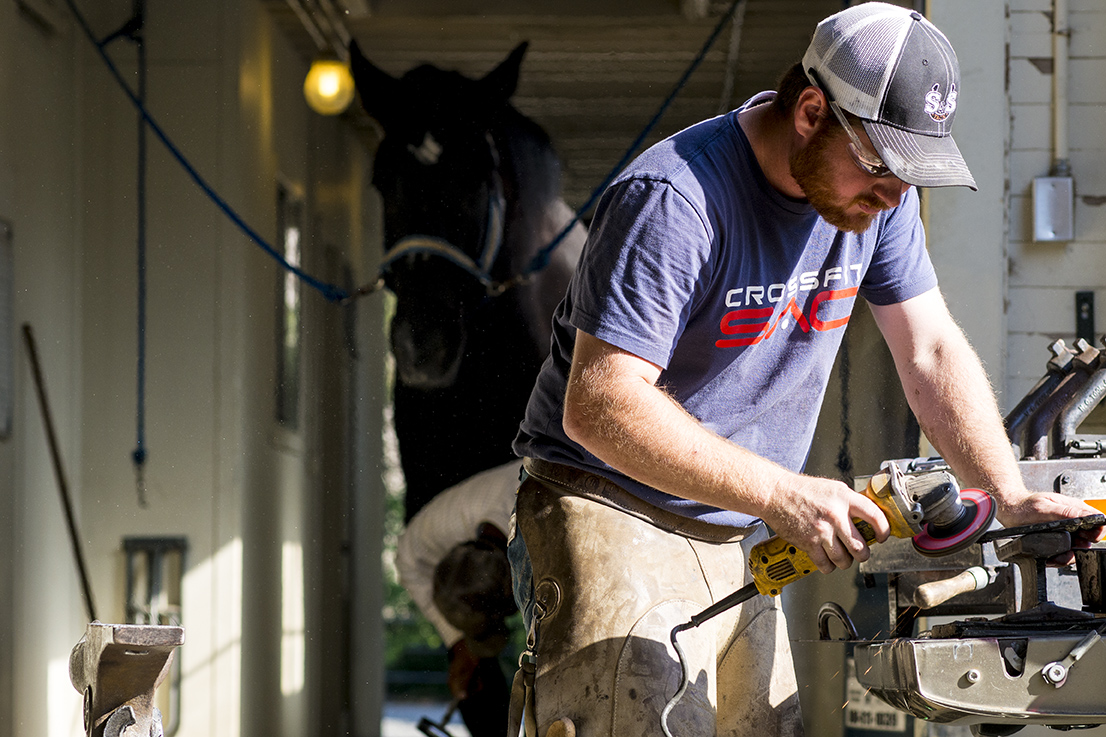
[61,0,744,506]
[65,0,742,300]
[61,0,351,304]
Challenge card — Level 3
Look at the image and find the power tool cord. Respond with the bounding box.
[661,582,759,736]
[661,621,695,737]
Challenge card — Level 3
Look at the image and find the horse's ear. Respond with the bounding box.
[479,41,529,104]
[349,39,402,130]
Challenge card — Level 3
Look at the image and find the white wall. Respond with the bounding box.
[925,0,1106,416]
[2,3,88,735]
[80,2,263,733]
[0,1,386,735]
[927,0,1012,401]
[1006,0,1106,408]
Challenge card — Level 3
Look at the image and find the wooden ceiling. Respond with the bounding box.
[263,0,844,212]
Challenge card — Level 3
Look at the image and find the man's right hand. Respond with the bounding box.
[754,473,892,575]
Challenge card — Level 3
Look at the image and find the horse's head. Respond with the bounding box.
[350,40,529,389]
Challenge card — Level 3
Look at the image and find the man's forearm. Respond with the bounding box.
[886,311,1051,529]
[872,290,1034,519]
[900,327,1025,498]
[561,330,894,572]
[563,343,789,517]
[876,291,1103,538]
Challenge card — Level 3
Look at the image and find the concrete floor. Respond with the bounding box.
[383,700,473,737]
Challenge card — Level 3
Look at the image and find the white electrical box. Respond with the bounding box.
[1033,176,1074,242]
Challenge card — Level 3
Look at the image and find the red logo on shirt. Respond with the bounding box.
[716,287,858,347]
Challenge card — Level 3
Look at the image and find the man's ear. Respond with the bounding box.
[794,86,829,141]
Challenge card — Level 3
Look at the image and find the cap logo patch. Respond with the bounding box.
[924,82,957,122]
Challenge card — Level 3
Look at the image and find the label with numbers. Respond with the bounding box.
[845,656,907,732]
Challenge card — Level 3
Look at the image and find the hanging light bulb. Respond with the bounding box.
[303,55,355,116]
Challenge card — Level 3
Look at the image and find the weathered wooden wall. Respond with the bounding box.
[266,1,844,210]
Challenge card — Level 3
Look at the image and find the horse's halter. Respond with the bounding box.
[346,132,522,302]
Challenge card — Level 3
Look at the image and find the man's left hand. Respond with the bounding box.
[996,490,1105,565]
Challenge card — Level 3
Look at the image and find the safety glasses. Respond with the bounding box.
[808,71,894,178]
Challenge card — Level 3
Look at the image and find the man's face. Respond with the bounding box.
[790,120,911,234]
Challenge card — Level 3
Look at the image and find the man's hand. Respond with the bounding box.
[994,490,1105,565]
[755,473,892,575]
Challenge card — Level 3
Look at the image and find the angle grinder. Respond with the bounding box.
[682,464,996,628]
[660,464,996,737]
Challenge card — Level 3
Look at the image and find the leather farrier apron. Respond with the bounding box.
[507,458,805,737]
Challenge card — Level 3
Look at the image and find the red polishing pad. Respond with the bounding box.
[912,488,996,557]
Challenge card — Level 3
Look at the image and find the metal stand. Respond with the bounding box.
[69,622,184,737]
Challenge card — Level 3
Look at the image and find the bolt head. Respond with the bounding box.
[1043,662,1067,686]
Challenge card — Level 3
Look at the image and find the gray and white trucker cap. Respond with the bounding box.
[801,2,977,190]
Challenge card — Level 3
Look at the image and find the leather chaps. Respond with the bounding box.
[510,459,805,737]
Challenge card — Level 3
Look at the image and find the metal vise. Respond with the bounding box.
[69,622,184,737]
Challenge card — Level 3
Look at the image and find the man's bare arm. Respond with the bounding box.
[562,329,890,573]
[870,287,1101,535]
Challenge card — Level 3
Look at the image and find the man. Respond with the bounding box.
[508,4,1101,737]
[394,461,519,737]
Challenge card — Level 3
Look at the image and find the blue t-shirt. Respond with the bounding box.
[514,94,938,529]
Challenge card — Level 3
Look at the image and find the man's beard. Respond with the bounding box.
[790,125,886,234]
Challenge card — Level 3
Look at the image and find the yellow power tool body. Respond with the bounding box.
[747,463,926,597]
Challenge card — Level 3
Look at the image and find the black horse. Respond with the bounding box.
[350,41,585,522]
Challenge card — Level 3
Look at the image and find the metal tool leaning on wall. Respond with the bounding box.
[660,463,1000,737]
[842,336,1106,737]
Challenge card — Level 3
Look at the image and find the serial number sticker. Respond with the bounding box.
[845,656,906,732]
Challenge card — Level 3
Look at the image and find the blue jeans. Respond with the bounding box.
[507,507,535,635]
